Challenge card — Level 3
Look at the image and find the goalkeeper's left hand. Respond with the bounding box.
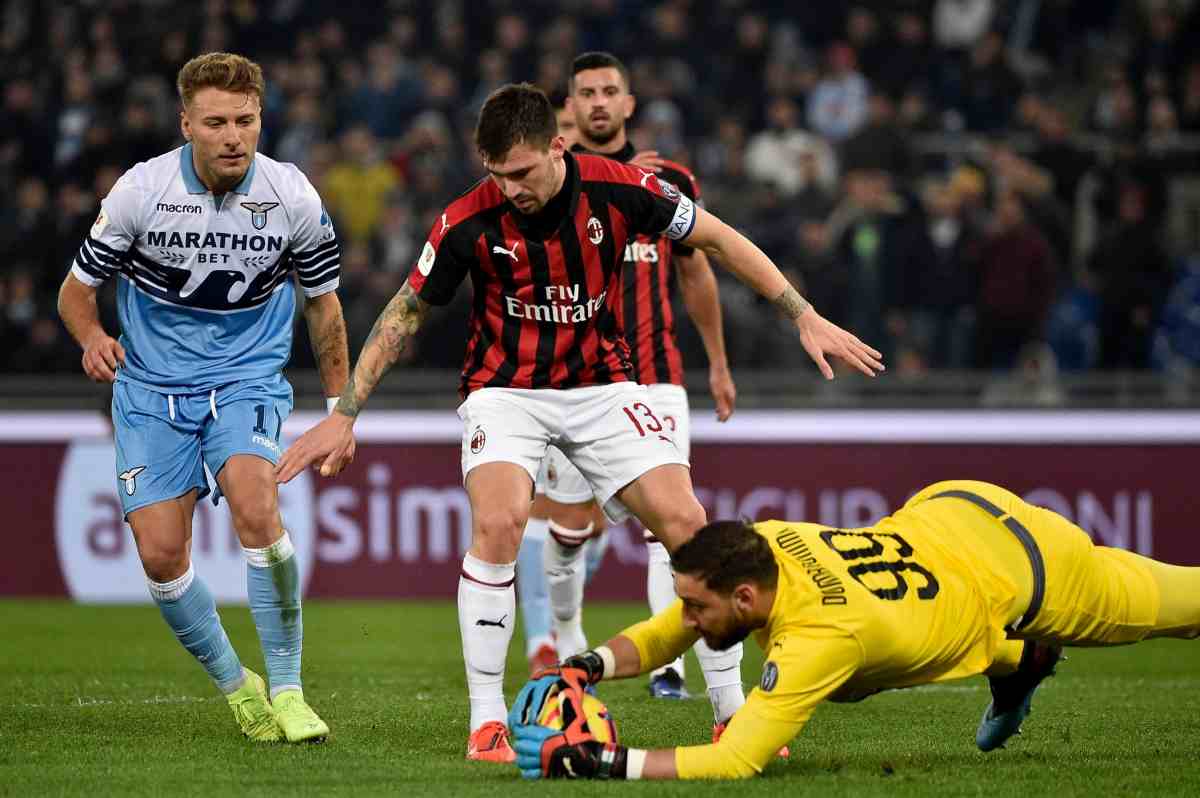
[513,722,628,779]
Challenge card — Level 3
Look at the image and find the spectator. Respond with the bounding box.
[934,0,995,52]
[975,190,1058,369]
[322,125,400,245]
[744,97,837,197]
[1153,255,1200,374]
[841,90,915,181]
[960,30,1024,132]
[829,169,917,363]
[1089,181,1171,369]
[902,179,982,369]
[347,42,426,141]
[877,10,934,100]
[1029,103,1095,209]
[845,7,889,87]
[1177,61,1200,131]
[807,42,870,141]
[989,143,1072,277]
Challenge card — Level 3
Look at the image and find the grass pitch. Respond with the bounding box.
[2,599,1198,797]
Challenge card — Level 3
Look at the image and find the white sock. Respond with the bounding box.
[459,553,516,731]
[646,539,685,678]
[695,637,745,723]
[544,520,591,658]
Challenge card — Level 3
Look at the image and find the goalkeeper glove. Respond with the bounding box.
[530,649,606,685]
[514,726,629,779]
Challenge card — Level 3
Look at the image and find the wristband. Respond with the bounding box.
[326,397,339,414]
[595,645,616,681]
[625,748,647,780]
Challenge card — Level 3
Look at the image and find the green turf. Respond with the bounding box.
[2,599,1197,796]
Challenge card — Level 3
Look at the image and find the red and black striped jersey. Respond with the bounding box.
[406,151,697,397]
[572,142,701,386]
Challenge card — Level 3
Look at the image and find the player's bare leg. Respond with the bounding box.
[462,462,532,762]
[614,464,706,552]
[542,497,598,659]
[219,455,325,743]
[130,490,277,741]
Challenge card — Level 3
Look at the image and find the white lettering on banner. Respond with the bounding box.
[55,442,316,603]
[1023,488,1154,554]
[398,488,471,562]
[317,487,361,563]
[313,477,473,564]
[368,463,392,561]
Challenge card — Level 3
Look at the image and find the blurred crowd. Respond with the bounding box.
[4,0,1200,381]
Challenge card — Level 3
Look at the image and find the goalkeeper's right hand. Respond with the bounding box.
[531,650,606,685]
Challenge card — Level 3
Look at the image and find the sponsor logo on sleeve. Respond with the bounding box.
[90,209,109,237]
[418,241,437,276]
[760,660,779,692]
[657,179,680,202]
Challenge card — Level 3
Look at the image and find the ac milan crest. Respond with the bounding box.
[586,216,604,245]
[470,427,487,454]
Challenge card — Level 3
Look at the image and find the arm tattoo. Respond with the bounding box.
[307,301,349,395]
[334,281,430,418]
[773,285,810,320]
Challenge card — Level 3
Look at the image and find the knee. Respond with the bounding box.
[229,493,281,546]
[473,504,527,561]
[140,543,189,583]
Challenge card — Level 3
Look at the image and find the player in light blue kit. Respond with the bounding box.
[57,53,346,743]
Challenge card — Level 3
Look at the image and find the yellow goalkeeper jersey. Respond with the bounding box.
[622,491,1040,779]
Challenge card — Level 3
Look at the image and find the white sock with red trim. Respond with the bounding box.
[459,552,516,731]
[544,520,592,658]
[646,539,685,679]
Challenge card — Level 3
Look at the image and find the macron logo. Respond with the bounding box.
[492,242,519,261]
[156,202,203,215]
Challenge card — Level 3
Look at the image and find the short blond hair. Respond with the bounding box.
[176,52,265,108]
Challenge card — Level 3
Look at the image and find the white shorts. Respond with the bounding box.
[536,445,595,505]
[535,383,691,505]
[457,383,689,523]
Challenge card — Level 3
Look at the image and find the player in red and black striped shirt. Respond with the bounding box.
[528,52,749,729]
[278,83,883,764]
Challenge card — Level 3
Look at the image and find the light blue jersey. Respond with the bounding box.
[70,144,339,392]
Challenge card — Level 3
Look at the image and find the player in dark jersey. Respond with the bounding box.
[277,83,883,764]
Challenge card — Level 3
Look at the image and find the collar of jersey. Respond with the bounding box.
[510,150,582,239]
[571,140,635,163]
[180,143,256,195]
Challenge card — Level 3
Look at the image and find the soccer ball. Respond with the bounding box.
[536,683,618,744]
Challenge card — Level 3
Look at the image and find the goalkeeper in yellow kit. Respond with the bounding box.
[509,479,1200,780]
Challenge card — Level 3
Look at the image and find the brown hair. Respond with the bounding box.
[176,52,265,108]
[671,521,779,594]
[569,51,631,93]
[474,83,557,163]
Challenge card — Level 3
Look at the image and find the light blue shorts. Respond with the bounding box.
[111,374,293,517]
